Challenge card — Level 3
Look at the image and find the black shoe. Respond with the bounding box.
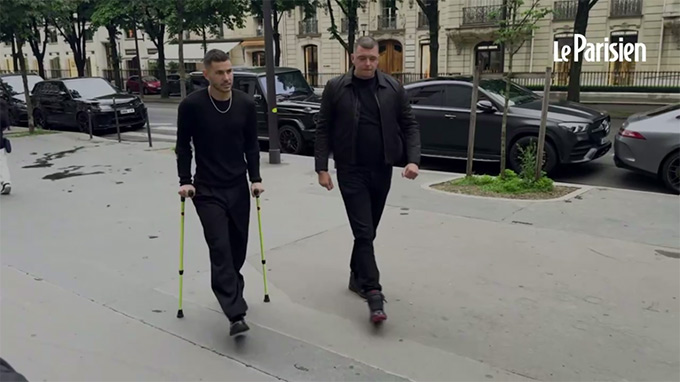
[229,319,250,336]
[366,290,387,324]
[348,272,366,299]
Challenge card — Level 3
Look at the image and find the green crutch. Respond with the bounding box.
[177,189,194,318]
[255,192,270,302]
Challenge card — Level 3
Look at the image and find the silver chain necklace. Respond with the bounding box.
[208,86,232,114]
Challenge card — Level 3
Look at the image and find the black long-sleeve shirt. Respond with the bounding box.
[175,88,261,187]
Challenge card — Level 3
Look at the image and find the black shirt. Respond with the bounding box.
[352,74,384,167]
[176,88,261,187]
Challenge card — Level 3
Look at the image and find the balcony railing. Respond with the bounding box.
[463,5,503,25]
[299,19,318,35]
[611,0,642,17]
[377,15,400,30]
[553,0,578,21]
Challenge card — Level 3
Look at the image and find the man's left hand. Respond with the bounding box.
[251,182,265,197]
[402,163,419,180]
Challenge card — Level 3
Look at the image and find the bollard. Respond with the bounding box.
[88,107,93,140]
[113,96,121,143]
[145,106,153,148]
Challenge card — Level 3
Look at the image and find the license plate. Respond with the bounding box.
[120,108,134,115]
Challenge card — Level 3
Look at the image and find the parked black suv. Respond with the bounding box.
[0,73,45,126]
[231,67,320,154]
[404,77,612,174]
[31,77,147,133]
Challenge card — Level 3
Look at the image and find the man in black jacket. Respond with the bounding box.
[314,36,421,324]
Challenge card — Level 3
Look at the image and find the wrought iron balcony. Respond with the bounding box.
[377,15,401,30]
[611,0,643,17]
[299,19,318,35]
[553,0,578,21]
[463,5,503,25]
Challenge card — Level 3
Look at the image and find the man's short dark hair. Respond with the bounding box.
[354,36,378,52]
[203,49,230,67]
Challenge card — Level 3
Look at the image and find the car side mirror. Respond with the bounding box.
[254,94,263,102]
[477,100,496,113]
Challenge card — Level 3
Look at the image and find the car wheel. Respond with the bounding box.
[33,109,48,130]
[660,152,680,194]
[279,125,304,155]
[508,136,558,176]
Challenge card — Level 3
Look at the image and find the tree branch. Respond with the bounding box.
[327,0,349,52]
[588,0,599,10]
[335,0,348,17]
[415,0,426,11]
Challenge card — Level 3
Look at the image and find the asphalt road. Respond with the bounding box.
[122,103,673,195]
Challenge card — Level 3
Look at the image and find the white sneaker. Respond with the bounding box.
[1,183,11,195]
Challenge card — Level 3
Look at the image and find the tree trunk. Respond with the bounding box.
[567,1,590,102]
[106,25,122,89]
[273,31,281,67]
[16,40,34,133]
[202,27,207,55]
[157,34,169,98]
[499,53,513,178]
[428,7,439,77]
[178,31,186,99]
[11,37,18,71]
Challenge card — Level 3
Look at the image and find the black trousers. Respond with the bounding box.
[336,164,392,292]
[192,181,250,322]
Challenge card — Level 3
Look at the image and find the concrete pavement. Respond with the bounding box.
[1,131,678,381]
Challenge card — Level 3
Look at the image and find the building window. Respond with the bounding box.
[252,51,265,66]
[420,43,430,78]
[609,31,638,85]
[474,41,503,73]
[553,33,574,85]
[303,45,318,86]
[126,29,135,39]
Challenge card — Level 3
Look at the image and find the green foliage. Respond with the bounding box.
[517,140,538,181]
[457,169,554,194]
[492,0,551,56]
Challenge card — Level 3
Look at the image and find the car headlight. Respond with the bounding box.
[559,122,589,134]
[98,104,114,111]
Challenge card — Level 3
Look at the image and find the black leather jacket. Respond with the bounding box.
[314,69,421,172]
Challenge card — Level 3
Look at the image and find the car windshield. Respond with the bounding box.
[63,78,118,99]
[143,76,158,82]
[257,71,313,98]
[480,79,540,106]
[2,75,43,95]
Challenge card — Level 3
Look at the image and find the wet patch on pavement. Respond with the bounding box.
[23,146,85,168]
[42,165,105,181]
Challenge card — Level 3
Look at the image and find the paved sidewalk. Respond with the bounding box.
[1,132,678,381]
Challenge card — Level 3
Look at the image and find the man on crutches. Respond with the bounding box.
[175,49,264,336]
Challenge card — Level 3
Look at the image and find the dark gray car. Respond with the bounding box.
[404,77,612,174]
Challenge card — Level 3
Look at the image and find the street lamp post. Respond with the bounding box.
[263,0,281,164]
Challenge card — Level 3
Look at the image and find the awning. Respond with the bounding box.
[240,39,265,48]
[148,41,242,61]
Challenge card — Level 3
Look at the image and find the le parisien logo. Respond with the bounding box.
[554,34,647,63]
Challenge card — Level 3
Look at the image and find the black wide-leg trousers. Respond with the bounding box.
[336,164,392,292]
[192,181,250,321]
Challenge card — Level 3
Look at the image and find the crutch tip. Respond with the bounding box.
[264,295,270,303]
[177,309,184,318]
